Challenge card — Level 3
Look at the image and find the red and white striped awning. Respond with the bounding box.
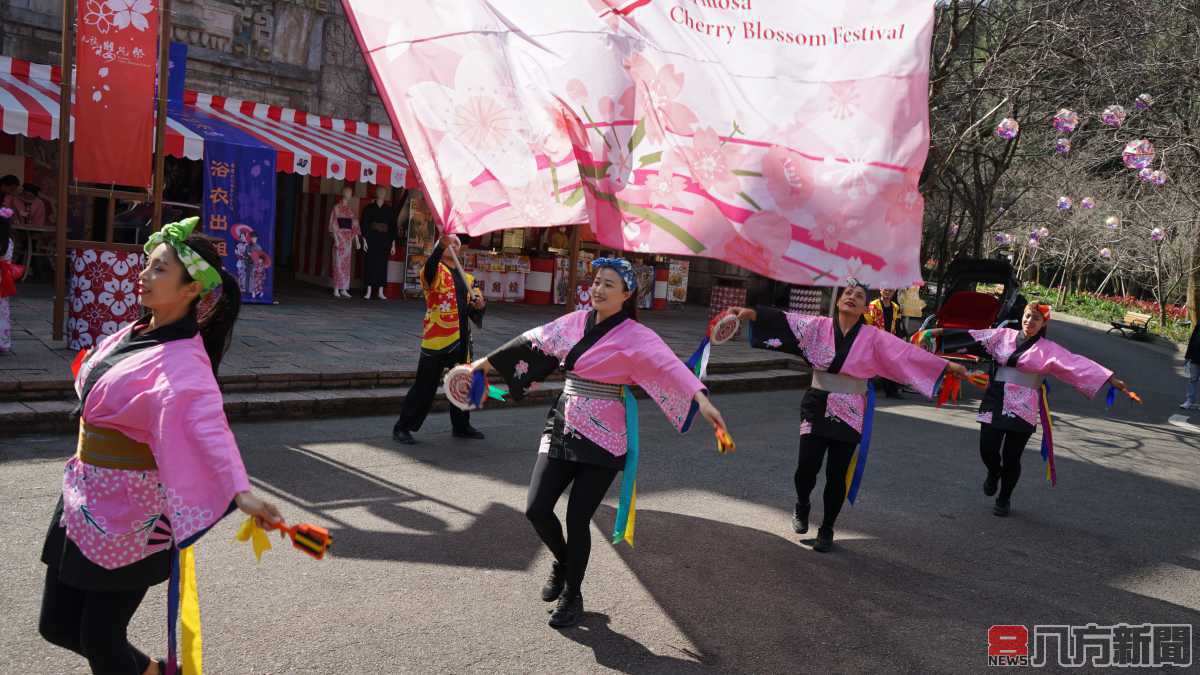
[185,91,410,188]
[0,56,204,160]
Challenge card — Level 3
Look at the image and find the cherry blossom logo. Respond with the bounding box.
[678,128,743,197]
[82,0,116,34]
[84,0,152,34]
[620,53,698,145]
[98,278,136,317]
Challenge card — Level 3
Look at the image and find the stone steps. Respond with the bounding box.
[0,366,810,436]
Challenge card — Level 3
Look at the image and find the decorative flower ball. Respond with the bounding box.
[1122,139,1155,170]
[1105,215,1121,229]
[1052,109,1079,133]
[1138,168,1154,182]
[1027,238,1039,248]
[1150,170,1167,186]
[1080,197,1095,209]
[1057,196,1072,210]
[0,207,12,218]
[1099,247,1112,259]
[1150,227,1165,242]
[949,222,960,236]
[995,118,1020,140]
[1055,138,1072,154]
[1038,226,1050,238]
[1101,105,1127,127]
[994,232,1011,245]
[1135,93,1154,111]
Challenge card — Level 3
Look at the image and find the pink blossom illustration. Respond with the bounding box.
[620,53,698,144]
[825,82,860,121]
[812,213,846,251]
[678,127,742,197]
[642,160,688,209]
[763,146,815,212]
[881,181,923,227]
[566,79,589,105]
[740,210,793,257]
[108,0,153,32]
[82,0,116,34]
[408,51,535,186]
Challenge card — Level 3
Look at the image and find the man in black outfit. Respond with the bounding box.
[1182,319,1200,410]
[393,234,486,444]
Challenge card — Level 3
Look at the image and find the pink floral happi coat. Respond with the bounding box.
[62,324,251,569]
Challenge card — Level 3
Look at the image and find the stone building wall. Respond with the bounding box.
[0,0,390,124]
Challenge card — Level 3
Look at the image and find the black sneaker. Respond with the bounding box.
[813,527,834,553]
[541,562,566,602]
[452,426,485,439]
[993,498,1011,517]
[548,592,583,628]
[983,472,999,497]
[392,429,415,445]
[791,502,810,534]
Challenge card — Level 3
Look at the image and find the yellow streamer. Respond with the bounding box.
[623,484,637,547]
[179,546,204,675]
[844,450,859,495]
[235,517,273,562]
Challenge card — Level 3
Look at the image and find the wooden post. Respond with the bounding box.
[52,0,75,342]
[150,0,171,231]
[566,223,581,311]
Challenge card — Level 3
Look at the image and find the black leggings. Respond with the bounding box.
[794,434,857,531]
[38,567,153,674]
[979,424,1033,500]
[525,454,619,596]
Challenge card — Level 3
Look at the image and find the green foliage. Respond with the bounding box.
[1022,283,1191,343]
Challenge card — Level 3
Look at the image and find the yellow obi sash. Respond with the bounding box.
[76,421,156,470]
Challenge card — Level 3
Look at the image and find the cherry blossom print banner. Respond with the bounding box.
[74,0,158,186]
[342,0,934,286]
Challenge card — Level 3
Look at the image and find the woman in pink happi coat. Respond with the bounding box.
[472,257,727,629]
[927,303,1133,516]
[729,281,968,553]
[328,185,361,298]
[38,217,283,675]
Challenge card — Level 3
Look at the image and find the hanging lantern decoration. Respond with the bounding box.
[949,222,960,236]
[1105,215,1121,229]
[1101,105,1127,127]
[1122,139,1155,169]
[1052,108,1079,133]
[994,232,1013,246]
[1150,227,1165,242]
[1080,197,1095,209]
[995,118,1020,140]
[1098,247,1112,260]
[1055,138,1072,154]
[1038,226,1050,238]
[1150,170,1168,186]
[1057,196,1072,211]
[1027,237,1039,248]
[1138,168,1154,182]
[1135,93,1154,111]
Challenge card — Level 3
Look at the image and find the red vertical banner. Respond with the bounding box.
[74,0,159,186]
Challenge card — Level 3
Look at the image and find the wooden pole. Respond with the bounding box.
[566,223,581,311]
[150,0,171,231]
[52,0,75,341]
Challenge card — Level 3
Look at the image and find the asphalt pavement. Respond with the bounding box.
[1,318,1197,673]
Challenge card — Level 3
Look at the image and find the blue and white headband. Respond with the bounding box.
[591,257,636,291]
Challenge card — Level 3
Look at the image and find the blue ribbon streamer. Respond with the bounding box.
[611,386,640,544]
[685,336,710,379]
[846,380,875,505]
[1105,384,1117,409]
[468,369,486,408]
[165,548,180,675]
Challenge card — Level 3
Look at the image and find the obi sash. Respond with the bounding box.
[563,375,623,400]
[336,217,353,229]
[76,421,156,470]
[995,366,1043,389]
[811,370,868,394]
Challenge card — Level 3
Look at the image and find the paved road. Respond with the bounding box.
[2,320,1197,673]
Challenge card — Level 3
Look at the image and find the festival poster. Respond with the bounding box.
[202,139,277,304]
[342,0,934,288]
[74,0,159,186]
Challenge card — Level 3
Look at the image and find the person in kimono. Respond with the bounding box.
[864,288,905,398]
[38,217,284,675]
[727,281,967,553]
[926,303,1132,516]
[361,188,404,299]
[328,185,360,298]
[392,233,487,444]
[250,236,271,300]
[232,224,254,291]
[471,257,726,629]
[0,206,15,353]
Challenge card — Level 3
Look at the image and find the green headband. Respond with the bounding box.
[144,216,223,296]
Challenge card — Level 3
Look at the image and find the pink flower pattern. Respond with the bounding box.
[763,146,816,212]
[826,392,865,433]
[997,383,1040,427]
[621,53,698,144]
[678,127,742,197]
[563,396,628,456]
[60,458,171,570]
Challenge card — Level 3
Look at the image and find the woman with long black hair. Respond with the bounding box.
[38,217,284,674]
[471,257,726,628]
[922,302,1134,516]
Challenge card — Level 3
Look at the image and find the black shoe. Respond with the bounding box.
[548,592,583,628]
[452,426,485,439]
[993,498,1010,517]
[983,472,999,497]
[392,428,415,445]
[541,562,566,602]
[791,502,810,534]
[813,527,834,553]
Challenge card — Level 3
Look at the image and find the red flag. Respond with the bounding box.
[74,0,159,186]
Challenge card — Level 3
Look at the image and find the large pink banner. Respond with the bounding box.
[343,0,934,286]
